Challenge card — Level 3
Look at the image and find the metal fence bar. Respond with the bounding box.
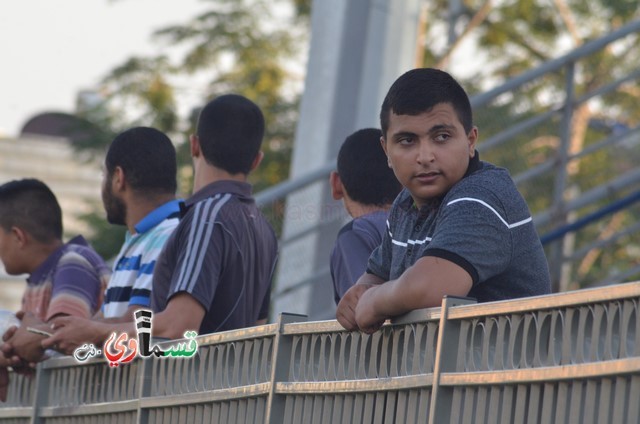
[428,296,477,424]
[266,313,308,424]
[469,18,640,108]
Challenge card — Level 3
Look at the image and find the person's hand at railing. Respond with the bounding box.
[354,286,387,334]
[336,273,385,331]
[2,312,49,364]
[41,316,103,355]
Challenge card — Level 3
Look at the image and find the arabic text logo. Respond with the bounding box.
[72,310,198,366]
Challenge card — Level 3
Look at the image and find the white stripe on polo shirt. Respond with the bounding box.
[391,236,432,247]
[177,193,232,293]
[446,197,532,229]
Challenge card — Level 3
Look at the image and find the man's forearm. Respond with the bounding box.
[92,321,136,344]
[355,272,385,286]
[370,257,473,317]
[368,278,408,318]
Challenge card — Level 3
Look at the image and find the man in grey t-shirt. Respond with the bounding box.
[336,68,551,334]
[329,128,401,304]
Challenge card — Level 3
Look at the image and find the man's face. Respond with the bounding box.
[382,103,477,209]
[101,168,126,226]
[0,227,24,275]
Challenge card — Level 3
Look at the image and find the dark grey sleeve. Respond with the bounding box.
[169,208,225,311]
[423,189,513,285]
[366,221,392,281]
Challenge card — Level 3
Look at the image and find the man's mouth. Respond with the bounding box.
[414,172,440,182]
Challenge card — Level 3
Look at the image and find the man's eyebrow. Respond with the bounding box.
[427,124,456,134]
[391,131,418,139]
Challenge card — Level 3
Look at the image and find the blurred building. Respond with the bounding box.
[0,113,104,312]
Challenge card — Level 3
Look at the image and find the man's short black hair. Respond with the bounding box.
[337,128,401,206]
[380,68,473,137]
[196,94,265,175]
[0,179,62,242]
[105,126,177,195]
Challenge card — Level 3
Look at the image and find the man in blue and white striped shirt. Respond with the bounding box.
[99,127,180,321]
[21,127,181,354]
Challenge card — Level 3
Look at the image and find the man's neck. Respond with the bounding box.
[27,240,64,274]
[126,194,176,234]
[344,198,390,219]
[192,165,248,193]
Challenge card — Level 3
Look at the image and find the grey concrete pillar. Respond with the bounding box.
[272,0,421,320]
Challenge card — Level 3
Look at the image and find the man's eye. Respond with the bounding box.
[398,138,413,145]
[434,133,450,142]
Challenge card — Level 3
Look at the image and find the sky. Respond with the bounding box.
[0,0,209,137]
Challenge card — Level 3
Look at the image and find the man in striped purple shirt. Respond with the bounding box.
[0,179,109,400]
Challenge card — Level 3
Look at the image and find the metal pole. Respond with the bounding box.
[548,62,576,292]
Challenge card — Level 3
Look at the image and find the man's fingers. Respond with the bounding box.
[2,326,17,342]
[49,316,71,328]
[40,334,59,350]
[336,312,357,331]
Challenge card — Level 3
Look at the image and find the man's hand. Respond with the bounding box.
[2,312,48,364]
[336,283,375,330]
[42,316,101,355]
[354,285,387,334]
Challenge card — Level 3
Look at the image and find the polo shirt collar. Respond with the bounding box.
[398,151,482,212]
[27,235,88,285]
[184,180,253,207]
[134,199,182,234]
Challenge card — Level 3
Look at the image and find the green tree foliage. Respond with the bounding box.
[75,0,310,259]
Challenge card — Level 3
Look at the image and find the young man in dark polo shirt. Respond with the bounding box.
[149,94,277,335]
[336,68,551,334]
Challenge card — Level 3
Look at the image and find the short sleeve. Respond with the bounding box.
[47,251,104,320]
[167,203,225,311]
[366,220,392,280]
[422,187,513,285]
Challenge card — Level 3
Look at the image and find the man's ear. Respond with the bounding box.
[467,127,478,157]
[380,136,392,168]
[249,151,265,172]
[11,226,28,249]
[190,134,201,158]
[329,171,344,200]
[112,166,126,192]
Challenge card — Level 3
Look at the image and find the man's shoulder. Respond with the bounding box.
[352,211,388,237]
[53,240,110,281]
[465,161,511,185]
[175,191,276,244]
[184,191,248,220]
[144,216,180,239]
[60,240,105,266]
[443,162,532,222]
[448,162,519,200]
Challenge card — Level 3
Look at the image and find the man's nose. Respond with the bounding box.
[416,140,435,164]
